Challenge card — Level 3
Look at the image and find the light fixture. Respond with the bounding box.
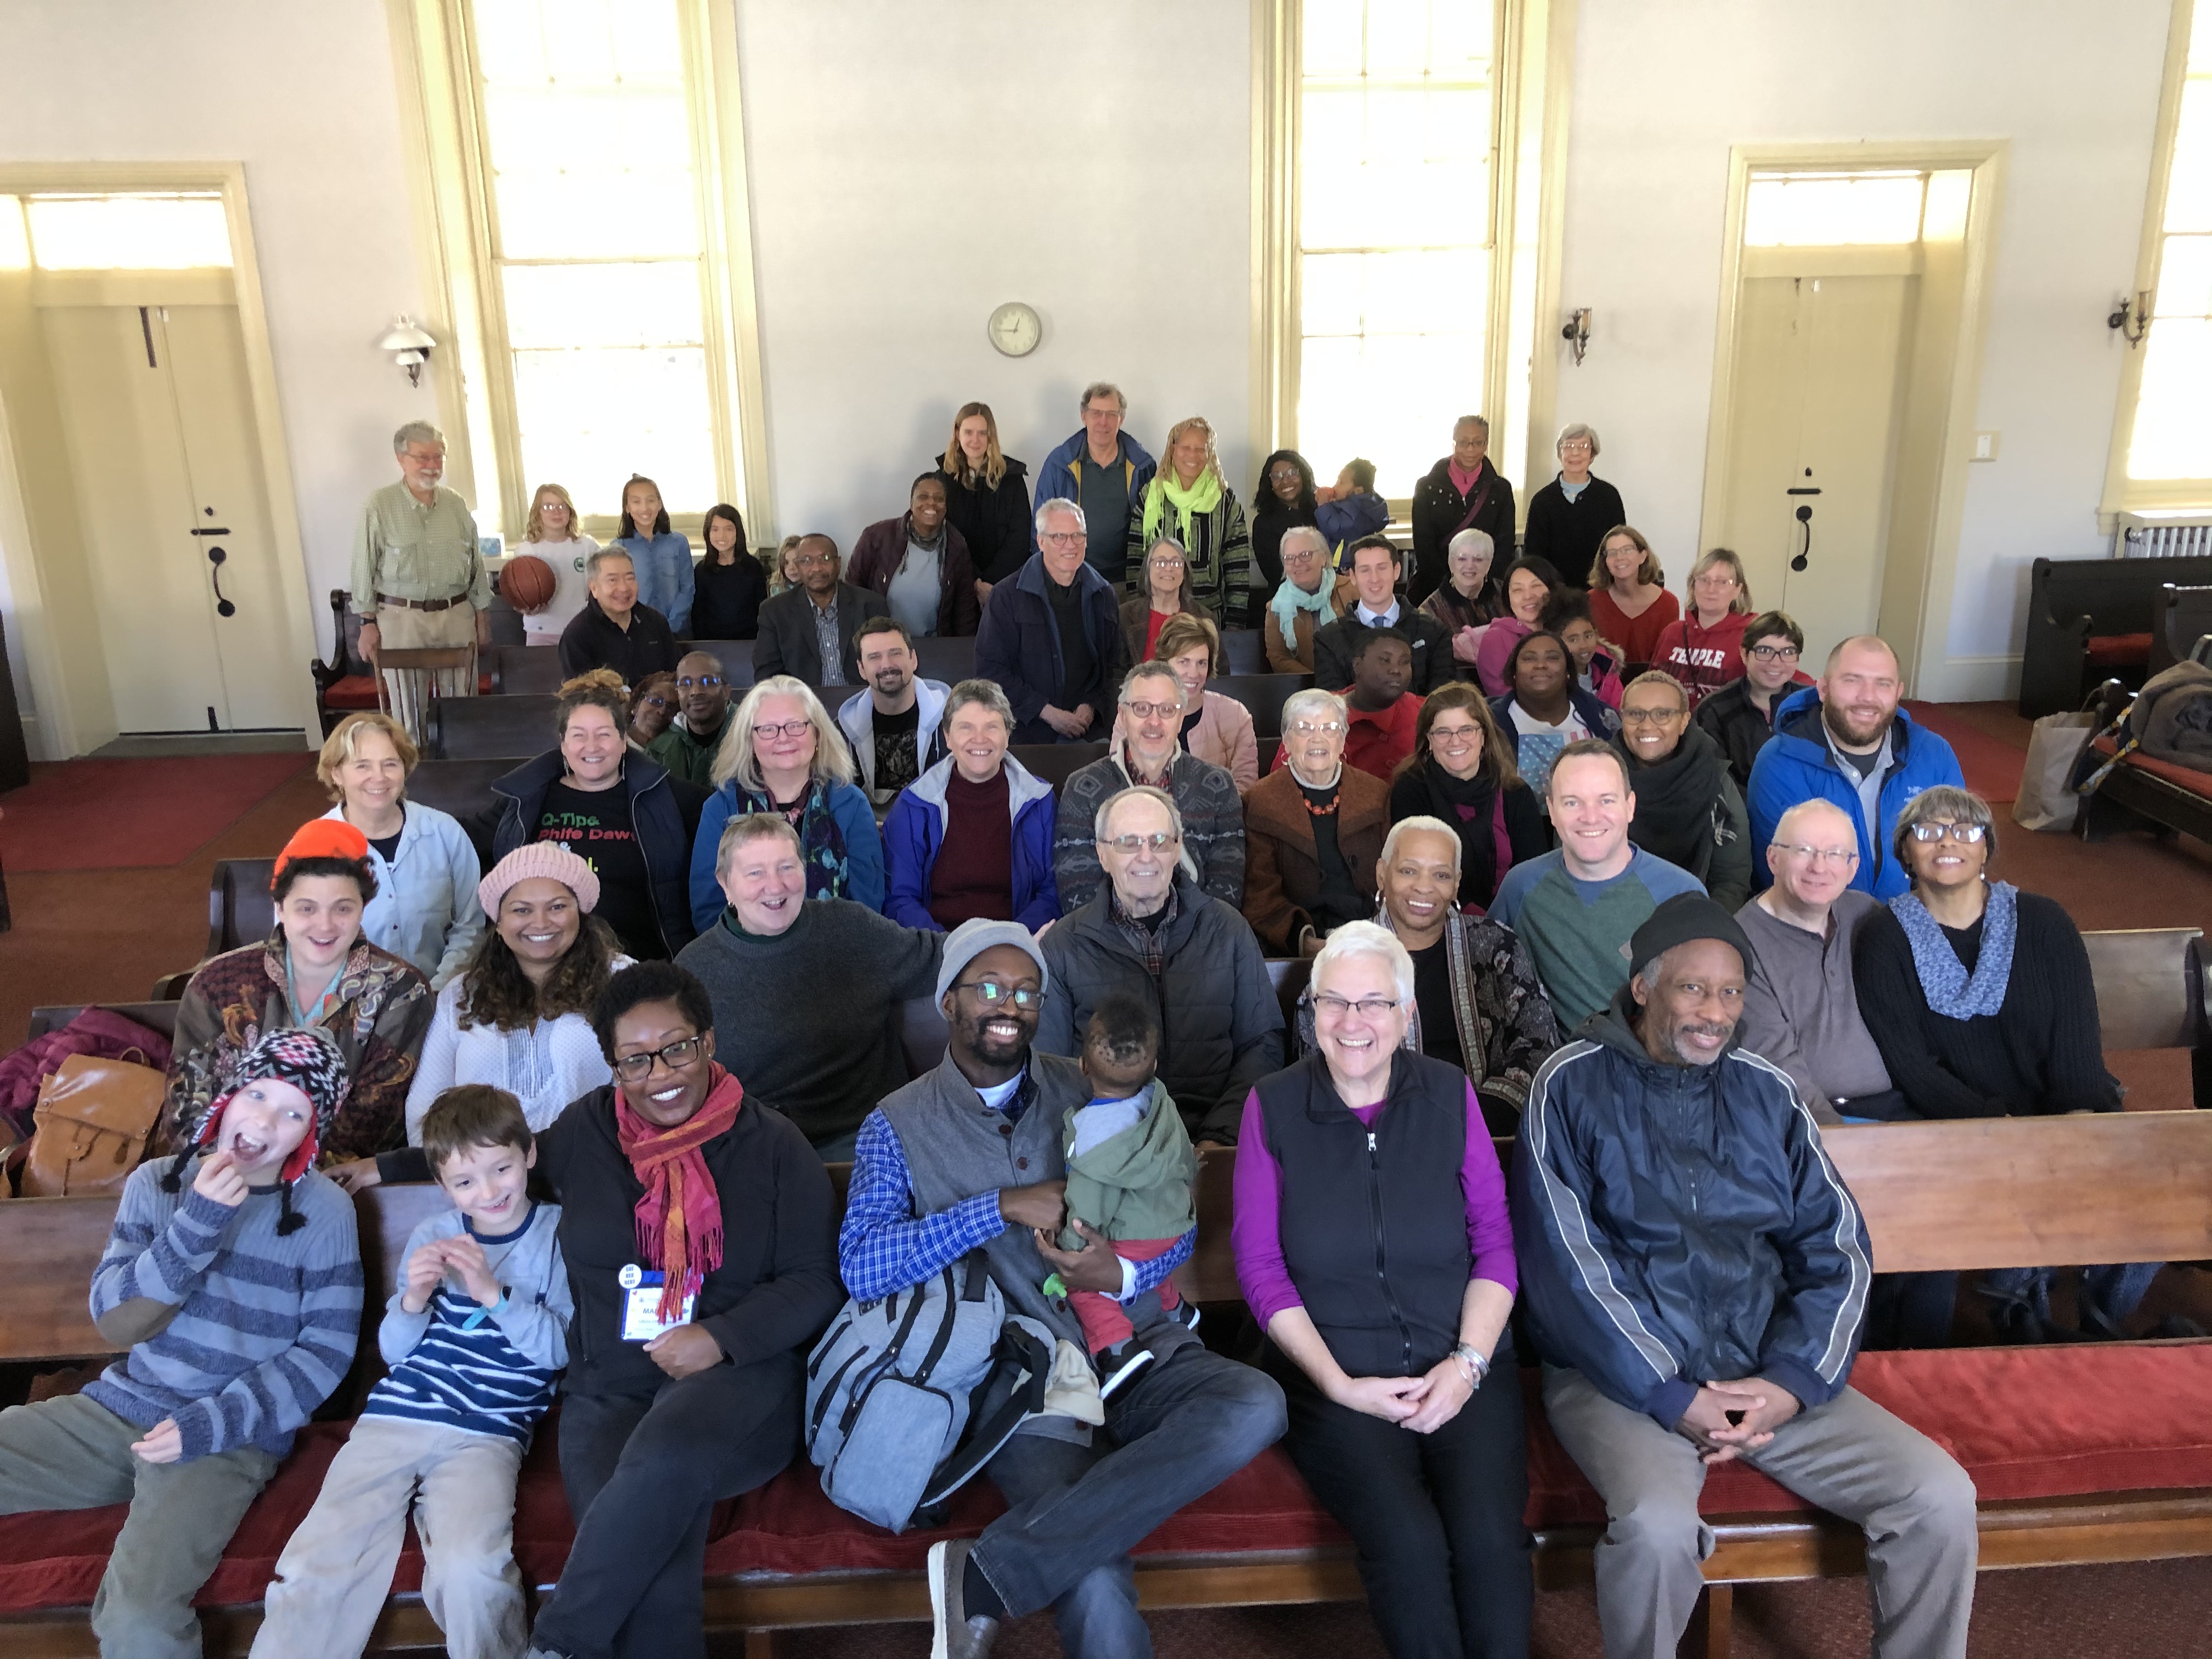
[377,315,436,386]
[2108,291,2152,349]
[1561,308,1592,366]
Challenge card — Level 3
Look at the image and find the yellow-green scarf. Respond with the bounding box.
[1142,467,1224,546]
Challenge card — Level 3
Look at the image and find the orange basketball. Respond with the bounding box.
[500,553,558,613]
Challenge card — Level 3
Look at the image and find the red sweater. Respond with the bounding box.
[928,768,1014,929]
[1589,585,1680,668]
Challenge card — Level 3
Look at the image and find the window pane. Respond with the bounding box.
[2165,79,2212,235]
[1300,327,1483,499]
[1303,0,1364,78]
[1743,173,1927,247]
[512,345,715,512]
[2128,317,2212,479]
[503,261,702,349]
[1301,86,1489,248]
[24,194,231,269]
[1363,0,1432,74]
[0,199,27,272]
[2154,233,2212,319]
[1301,252,1365,336]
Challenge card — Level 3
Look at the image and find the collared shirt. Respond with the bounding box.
[1108,883,1180,977]
[812,597,847,686]
[1356,599,1403,629]
[350,481,490,615]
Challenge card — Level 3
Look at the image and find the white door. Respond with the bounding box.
[1719,273,1914,670]
[41,301,293,731]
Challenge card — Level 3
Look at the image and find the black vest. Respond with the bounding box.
[1256,1049,1471,1378]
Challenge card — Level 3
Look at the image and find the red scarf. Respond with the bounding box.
[613,1063,743,1322]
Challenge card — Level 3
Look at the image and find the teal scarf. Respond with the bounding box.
[1269,574,1334,653]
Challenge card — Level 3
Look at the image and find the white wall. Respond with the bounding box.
[1552,0,2174,696]
[735,0,1254,551]
[0,0,433,676]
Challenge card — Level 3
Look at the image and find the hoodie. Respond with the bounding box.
[837,678,952,799]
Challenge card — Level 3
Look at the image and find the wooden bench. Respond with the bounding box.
[312,590,506,735]
[2151,584,2212,677]
[2018,556,2212,719]
[2077,676,2212,851]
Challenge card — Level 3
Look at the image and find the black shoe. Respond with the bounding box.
[1164,1300,1201,1333]
[1097,1341,1156,1400]
[927,1538,1000,1659]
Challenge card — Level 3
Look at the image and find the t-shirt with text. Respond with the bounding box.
[535,780,659,959]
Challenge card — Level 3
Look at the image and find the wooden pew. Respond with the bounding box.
[2150,583,2212,677]
[2018,555,2212,718]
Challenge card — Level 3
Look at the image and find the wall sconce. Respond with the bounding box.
[2108,291,2152,349]
[1561,308,1592,366]
[377,316,436,386]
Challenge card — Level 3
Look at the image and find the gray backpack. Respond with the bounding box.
[804,1251,1051,1532]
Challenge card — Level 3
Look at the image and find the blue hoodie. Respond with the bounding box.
[882,753,1060,932]
[1032,429,1158,571]
[1745,686,1964,899]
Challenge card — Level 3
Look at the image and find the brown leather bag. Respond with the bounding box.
[20,1054,167,1198]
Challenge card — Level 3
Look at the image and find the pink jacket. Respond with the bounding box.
[1186,689,1259,791]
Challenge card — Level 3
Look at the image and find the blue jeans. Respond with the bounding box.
[1981,1262,2164,1335]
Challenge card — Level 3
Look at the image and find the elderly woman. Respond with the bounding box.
[627,672,678,751]
[1265,524,1356,675]
[1386,684,1547,912]
[1611,670,1753,910]
[1410,414,1517,607]
[489,670,708,963]
[1156,612,1256,791]
[1853,787,2151,1340]
[1651,547,1755,708]
[316,712,483,991]
[933,402,1033,593]
[1251,448,1319,600]
[1585,524,1677,672]
[1242,689,1388,957]
[1488,630,1620,802]
[523,961,839,1658]
[1421,527,1506,676]
[1472,555,1567,696]
[687,675,882,930]
[166,820,433,1167]
[1126,416,1254,628]
[883,679,1059,932]
[847,472,980,641]
[1232,921,1529,1658]
[1521,422,1626,590]
[1120,536,1222,668]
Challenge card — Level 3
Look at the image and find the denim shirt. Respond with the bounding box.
[321,802,486,991]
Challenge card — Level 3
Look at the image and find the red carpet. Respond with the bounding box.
[1903,702,2027,802]
[0,753,314,872]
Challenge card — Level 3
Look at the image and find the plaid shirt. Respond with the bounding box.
[1108,883,1180,978]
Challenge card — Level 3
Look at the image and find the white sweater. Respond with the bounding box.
[403,963,630,1140]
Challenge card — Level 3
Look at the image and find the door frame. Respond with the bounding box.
[0,161,317,757]
[1697,140,2007,698]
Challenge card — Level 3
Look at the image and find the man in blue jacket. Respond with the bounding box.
[1512,894,1977,1659]
[1032,383,1156,580]
[1745,635,1963,898]
[975,500,1129,744]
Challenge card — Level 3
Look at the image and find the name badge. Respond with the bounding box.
[618,1265,695,1342]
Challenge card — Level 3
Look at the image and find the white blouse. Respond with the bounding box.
[403,960,633,1139]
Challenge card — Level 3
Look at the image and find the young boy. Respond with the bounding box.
[0,1028,363,1657]
[252,1085,571,1659]
[1544,589,1626,708]
[1048,994,1200,1397]
[1317,457,1389,563]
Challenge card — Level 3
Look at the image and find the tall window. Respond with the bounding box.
[1294,1,1496,499]
[2127,2,2212,486]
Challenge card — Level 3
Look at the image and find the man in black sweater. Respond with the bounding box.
[558,548,680,684]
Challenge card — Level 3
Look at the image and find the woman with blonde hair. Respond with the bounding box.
[1585,523,1678,672]
[933,400,1033,590]
[1125,415,1254,628]
[1651,546,1754,708]
[516,482,597,644]
[687,674,882,928]
[769,533,806,596]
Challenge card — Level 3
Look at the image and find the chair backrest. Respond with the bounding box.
[680,639,757,688]
[2151,584,2212,676]
[2083,927,2205,1052]
[27,1001,183,1044]
[323,588,369,676]
[1207,674,1313,739]
[1266,956,1311,1034]
[2034,555,2212,636]
[912,635,978,685]
[1220,629,1266,675]
[483,583,526,647]
[405,757,514,822]
[208,859,277,958]
[428,695,557,761]
[490,645,566,696]
[899,994,950,1080]
[1010,741,1108,791]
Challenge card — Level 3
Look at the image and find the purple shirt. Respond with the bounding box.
[1230,1079,1517,1334]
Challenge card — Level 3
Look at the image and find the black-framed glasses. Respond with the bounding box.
[613,1036,706,1081]
[1747,644,1802,662]
[955,978,1042,1009]
[1621,706,1686,727]
[676,674,725,691]
[1908,821,1988,844]
[754,719,813,741]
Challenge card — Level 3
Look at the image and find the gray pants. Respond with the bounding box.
[1542,1366,1978,1659]
[0,1392,279,1659]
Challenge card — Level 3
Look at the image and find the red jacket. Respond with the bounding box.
[845,514,980,637]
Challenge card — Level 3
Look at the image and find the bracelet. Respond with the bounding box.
[1451,1343,1489,1386]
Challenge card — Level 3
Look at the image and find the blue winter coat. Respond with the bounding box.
[973,554,1128,744]
[1032,430,1158,560]
[1745,687,1964,899]
[687,776,883,933]
[881,754,1060,932]
[1318,492,1390,565]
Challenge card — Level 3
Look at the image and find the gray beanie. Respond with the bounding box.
[935,918,1051,1003]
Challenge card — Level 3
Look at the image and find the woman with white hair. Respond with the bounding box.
[1264,524,1356,675]
[686,675,883,929]
[1242,687,1388,956]
[1232,920,1530,1658]
[1420,526,1508,675]
[1409,414,1517,606]
[1124,415,1254,628]
[1521,422,1626,594]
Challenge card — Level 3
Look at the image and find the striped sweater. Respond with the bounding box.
[85,1159,363,1461]
[364,1202,569,1444]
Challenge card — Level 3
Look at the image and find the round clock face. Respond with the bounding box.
[988,301,1041,358]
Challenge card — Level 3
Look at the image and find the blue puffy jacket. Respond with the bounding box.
[1744,687,1964,898]
[881,754,1060,932]
[688,776,883,932]
[1510,989,1872,1428]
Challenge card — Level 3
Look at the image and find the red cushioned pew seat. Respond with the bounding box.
[2086,633,2155,669]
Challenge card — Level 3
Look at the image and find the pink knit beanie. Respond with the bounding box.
[478,842,601,918]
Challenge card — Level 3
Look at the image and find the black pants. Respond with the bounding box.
[533,1358,800,1659]
[1273,1348,1533,1659]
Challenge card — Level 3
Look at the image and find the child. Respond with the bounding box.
[1544,589,1626,709]
[1317,458,1389,566]
[0,1029,363,1655]
[252,1085,571,1659]
[1049,994,1200,1397]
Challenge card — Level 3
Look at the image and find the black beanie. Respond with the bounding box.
[1626,893,1754,981]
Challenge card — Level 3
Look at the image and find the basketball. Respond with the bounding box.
[500,553,557,613]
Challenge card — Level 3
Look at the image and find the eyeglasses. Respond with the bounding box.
[1908,821,1988,844]
[676,674,725,691]
[794,552,834,568]
[1104,832,1178,854]
[1122,700,1182,720]
[954,978,1042,1009]
[1313,993,1402,1019]
[1289,720,1345,736]
[636,694,669,710]
[1040,531,1084,547]
[1621,706,1686,726]
[1428,723,1482,745]
[1747,644,1801,663]
[613,1036,706,1082]
[1149,557,1186,571]
[754,719,814,741]
[1771,843,1859,866]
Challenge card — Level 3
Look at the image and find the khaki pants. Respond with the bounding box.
[0,1391,280,1659]
[252,1416,527,1659]
[375,601,477,749]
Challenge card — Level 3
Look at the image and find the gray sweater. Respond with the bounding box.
[1734,890,1893,1123]
[678,898,945,1146]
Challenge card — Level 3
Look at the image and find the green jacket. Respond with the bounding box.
[1060,1079,1199,1248]
[646,716,725,788]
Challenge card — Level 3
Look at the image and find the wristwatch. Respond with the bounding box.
[1451,1343,1489,1386]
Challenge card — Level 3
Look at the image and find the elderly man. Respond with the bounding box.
[1053,662,1244,912]
[1034,383,1159,579]
[645,650,732,786]
[1312,535,1453,696]
[556,547,679,684]
[675,812,943,1159]
[1514,893,1977,1659]
[1038,786,1282,1144]
[1263,524,1356,674]
[837,616,951,808]
[841,918,1285,1659]
[1747,635,1963,899]
[1488,740,1706,1031]
[975,499,1128,744]
[351,421,491,743]
[753,533,888,687]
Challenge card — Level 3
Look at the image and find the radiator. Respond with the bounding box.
[2114,511,2212,557]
